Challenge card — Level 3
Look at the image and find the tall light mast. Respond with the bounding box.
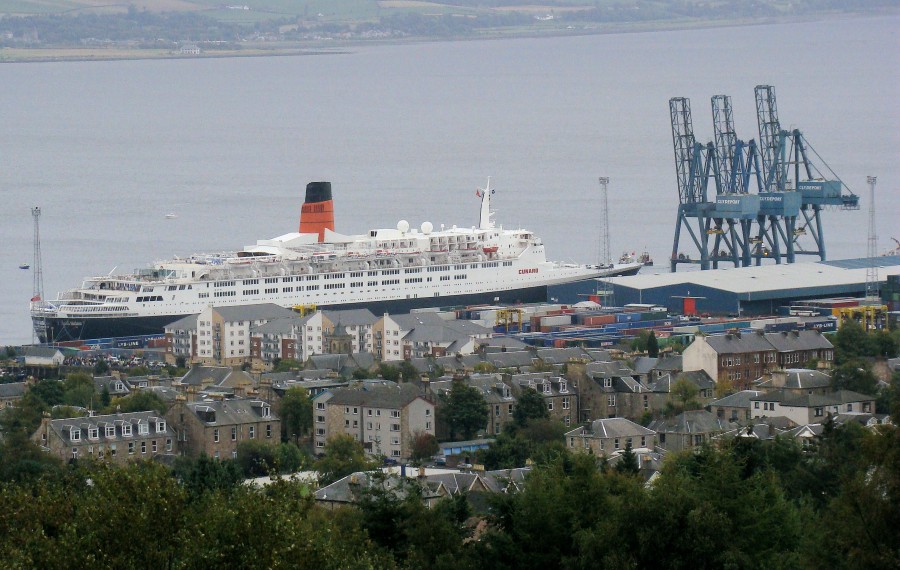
[865,176,878,304]
[32,207,44,303]
[598,177,611,266]
[31,207,45,344]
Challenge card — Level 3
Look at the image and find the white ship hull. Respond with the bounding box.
[32,180,639,342]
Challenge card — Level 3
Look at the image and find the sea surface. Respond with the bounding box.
[1,15,898,345]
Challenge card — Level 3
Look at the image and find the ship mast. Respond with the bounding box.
[478,177,495,230]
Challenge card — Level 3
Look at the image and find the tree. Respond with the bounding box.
[236,440,278,477]
[378,363,401,382]
[315,434,375,485]
[108,391,168,414]
[410,432,439,465]
[93,358,110,375]
[99,385,111,408]
[647,331,660,358]
[28,379,64,407]
[512,387,549,428]
[441,380,488,440]
[172,453,243,501]
[831,358,878,396]
[614,442,640,475]
[833,319,872,363]
[398,360,420,382]
[667,377,701,415]
[279,387,312,444]
[272,358,303,373]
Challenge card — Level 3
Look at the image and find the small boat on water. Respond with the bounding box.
[19,263,29,270]
[165,213,178,219]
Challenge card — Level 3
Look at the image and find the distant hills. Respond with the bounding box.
[1,0,896,49]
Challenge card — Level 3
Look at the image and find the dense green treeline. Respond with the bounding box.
[1,419,897,568]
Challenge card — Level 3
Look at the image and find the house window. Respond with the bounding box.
[128,442,135,455]
[562,397,570,410]
[166,439,173,451]
[367,409,372,417]
[693,434,703,446]
[152,440,157,453]
[266,424,272,438]
[495,405,500,416]
[604,378,612,388]
[316,428,325,436]
[614,438,620,450]
[608,395,616,406]
[391,450,401,457]
[231,427,237,441]
[391,410,400,418]
[847,404,853,412]
[863,402,871,413]
[316,402,325,410]
[316,415,325,423]
[390,424,400,432]
[547,402,554,411]
[214,429,220,443]
[641,436,646,447]
[754,402,760,409]
[815,407,824,417]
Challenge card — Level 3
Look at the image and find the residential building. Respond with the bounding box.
[0,381,27,409]
[374,312,492,361]
[565,417,656,456]
[649,410,735,452]
[683,332,779,390]
[764,330,834,369]
[166,397,280,460]
[709,390,764,423]
[313,383,434,460]
[759,368,833,396]
[577,361,648,422]
[508,372,577,428]
[33,411,174,464]
[749,390,876,425]
[430,374,517,437]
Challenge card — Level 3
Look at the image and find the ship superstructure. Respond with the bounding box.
[31,180,641,342]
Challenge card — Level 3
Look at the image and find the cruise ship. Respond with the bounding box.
[31,180,642,342]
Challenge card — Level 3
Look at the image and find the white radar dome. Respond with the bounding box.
[397,219,410,233]
[421,221,433,234]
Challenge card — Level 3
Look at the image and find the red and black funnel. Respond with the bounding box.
[299,181,335,242]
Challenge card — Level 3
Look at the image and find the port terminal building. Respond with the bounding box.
[604,257,900,317]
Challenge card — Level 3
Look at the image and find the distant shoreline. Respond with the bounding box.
[0,10,894,64]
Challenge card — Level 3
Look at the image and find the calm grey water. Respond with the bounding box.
[2,15,898,345]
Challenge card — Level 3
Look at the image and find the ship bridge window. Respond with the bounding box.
[179,285,186,290]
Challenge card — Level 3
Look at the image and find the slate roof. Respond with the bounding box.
[751,389,875,408]
[566,417,655,440]
[656,355,683,371]
[675,370,716,390]
[46,410,171,443]
[780,369,832,389]
[178,366,233,387]
[484,351,535,369]
[586,360,636,378]
[535,347,592,363]
[0,382,27,399]
[704,332,775,354]
[325,383,428,409]
[164,314,197,331]
[252,315,307,335]
[709,390,764,409]
[314,472,444,504]
[764,330,833,352]
[476,337,530,352]
[482,467,532,493]
[21,347,64,358]
[322,308,378,327]
[649,410,735,434]
[213,303,298,322]
[187,398,277,426]
[631,357,659,375]
[93,376,130,396]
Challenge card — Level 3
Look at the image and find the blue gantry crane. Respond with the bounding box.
[670,86,859,272]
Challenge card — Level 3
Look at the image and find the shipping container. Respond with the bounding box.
[541,314,573,327]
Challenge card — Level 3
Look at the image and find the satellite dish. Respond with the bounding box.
[397,220,410,233]
[421,221,433,234]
